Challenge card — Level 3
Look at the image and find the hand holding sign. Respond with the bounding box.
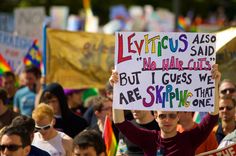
[210,64,221,115]
[109,69,119,87]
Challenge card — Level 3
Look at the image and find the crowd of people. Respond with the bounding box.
[0,63,236,156]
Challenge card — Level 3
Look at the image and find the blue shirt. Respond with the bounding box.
[13,87,35,116]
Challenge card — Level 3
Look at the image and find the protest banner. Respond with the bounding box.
[113,32,216,111]
[197,143,236,156]
[0,31,33,73]
[46,29,115,89]
[0,13,14,32]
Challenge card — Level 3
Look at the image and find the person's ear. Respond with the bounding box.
[24,145,31,156]
[176,114,180,122]
[94,110,100,118]
[52,118,56,126]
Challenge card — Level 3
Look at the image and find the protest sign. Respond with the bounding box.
[0,31,32,73]
[14,7,45,46]
[50,6,69,30]
[113,32,216,111]
[197,143,236,156]
[46,29,114,89]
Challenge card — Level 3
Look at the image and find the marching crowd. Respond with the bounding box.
[0,64,236,156]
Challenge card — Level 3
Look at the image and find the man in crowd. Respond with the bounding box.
[0,126,31,156]
[1,72,17,109]
[11,115,50,156]
[14,65,41,116]
[32,103,73,156]
[89,96,113,133]
[0,88,18,130]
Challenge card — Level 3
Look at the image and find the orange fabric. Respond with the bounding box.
[177,123,218,154]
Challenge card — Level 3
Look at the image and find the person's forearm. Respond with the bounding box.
[113,109,125,123]
[210,79,219,115]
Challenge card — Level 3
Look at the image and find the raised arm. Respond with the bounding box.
[210,64,221,115]
[109,70,125,123]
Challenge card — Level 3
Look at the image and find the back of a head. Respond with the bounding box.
[0,88,8,105]
[11,115,35,134]
[74,130,106,155]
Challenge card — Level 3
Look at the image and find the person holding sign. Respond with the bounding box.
[110,64,221,156]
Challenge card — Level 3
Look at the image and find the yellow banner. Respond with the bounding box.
[46,29,115,89]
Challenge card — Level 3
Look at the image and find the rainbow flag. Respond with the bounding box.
[178,16,187,32]
[0,53,12,75]
[23,39,42,69]
[103,115,117,156]
[193,112,207,123]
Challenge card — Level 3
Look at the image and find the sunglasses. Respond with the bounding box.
[221,88,236,94]
[219,106,234,111]
[35,124,51,132]
[0,144,23,151]
[158,114,177,120]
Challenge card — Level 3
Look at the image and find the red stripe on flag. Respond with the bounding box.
[0,53,12,74]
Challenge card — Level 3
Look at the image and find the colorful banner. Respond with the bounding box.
[0,31,33,73]
[113,32,216,111]
[197,143,236,156]
[46,29,115,89]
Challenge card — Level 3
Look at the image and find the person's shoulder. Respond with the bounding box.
[58,131,72,140]
[15,87,32,96]
[15,87,27,96]
[60,132,73,149]
[29,145,50,156]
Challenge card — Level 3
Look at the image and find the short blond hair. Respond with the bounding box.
[32,103,54,121]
